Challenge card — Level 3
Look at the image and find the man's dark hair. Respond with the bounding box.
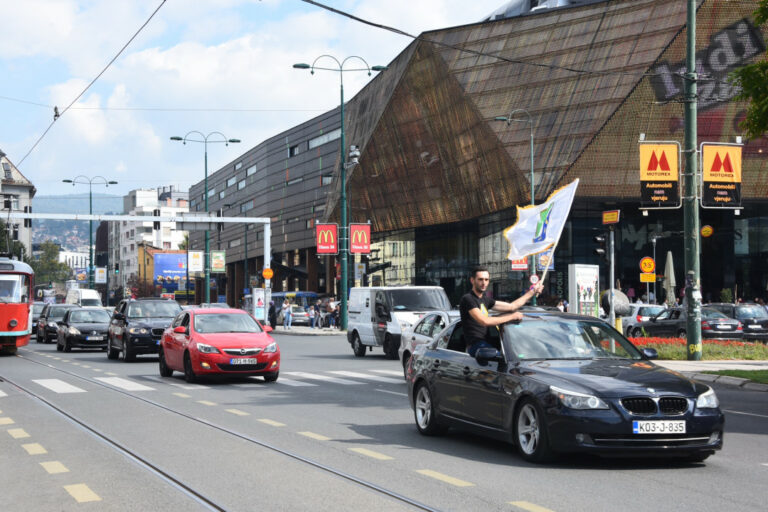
[470,265,489,278]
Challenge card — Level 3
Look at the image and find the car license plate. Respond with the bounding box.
[86,336,102,341]
[716,325,730,330]
[748,325,761,329]
[230,358,253,365]
[632,420,686,434]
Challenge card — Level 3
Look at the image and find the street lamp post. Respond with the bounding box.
[62,176,118,290]
[293,56,386,330]
[170,132,240,304]
[495,109,536,305]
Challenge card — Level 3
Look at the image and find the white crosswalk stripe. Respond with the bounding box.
[328,371,403,384]
[141,375,209,390]
[370,369,404,377]
[94,377,154,391]
[276,378,317,387]
[32,379,86,394]
[0,389,7,397]
[283,372,363,385]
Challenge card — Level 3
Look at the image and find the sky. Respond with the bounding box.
[0,0,506,198]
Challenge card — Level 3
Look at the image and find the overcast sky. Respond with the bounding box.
[0,0,505,197]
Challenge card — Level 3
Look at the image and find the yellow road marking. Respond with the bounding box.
[0,417,14,426]
[71,362,80,366]
[64,484,101,503]
[52,357,61,360]
[225,409,249,416]
[298,431,331,441]
[93,368,102,372]
[22,443,47,455]
[258,419,285,427]
[105,372,117,376]
[173,392,190,398]
[197,400,216,406]
[416,469,474,487]
[60,359,69,362]
[510,501,556,512]
[81,365,91,368]
[40,461,69,474]
[350,448,393,461]
[8,428,30,439]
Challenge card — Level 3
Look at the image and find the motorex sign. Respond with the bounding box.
[154,253,188,292]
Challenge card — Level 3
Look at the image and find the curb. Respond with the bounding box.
[688,372,768,392]
[270,328,346,337]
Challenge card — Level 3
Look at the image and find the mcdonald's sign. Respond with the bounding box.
[349,223,371,254]
[701,143,742,207]
[316,223,338,255]
[639,142,680,208]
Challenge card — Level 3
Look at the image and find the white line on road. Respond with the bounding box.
[276,378,316,387]
[32,379,86,394]
[0,389,6,397]
[283,372,363,385]
[724,409,768,419]
[141,375,209,390]
[329,371,403,384]
[94,377,154,392]
[370,369,403,377]
[376,389,408,397]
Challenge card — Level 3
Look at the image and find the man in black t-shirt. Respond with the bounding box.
[460,265,543,356]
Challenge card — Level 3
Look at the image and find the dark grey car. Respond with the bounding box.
[707,303,768,342]
[634,307,742,339]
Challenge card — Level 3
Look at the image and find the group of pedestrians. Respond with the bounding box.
[267,297,340,330]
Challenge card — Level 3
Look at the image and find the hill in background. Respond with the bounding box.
[32,193,122,251]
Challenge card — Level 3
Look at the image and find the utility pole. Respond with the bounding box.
[684,0,702,360]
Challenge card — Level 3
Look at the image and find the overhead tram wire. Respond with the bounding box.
[15,0,168,168]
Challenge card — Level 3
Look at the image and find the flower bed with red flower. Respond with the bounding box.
[627,337,768,360]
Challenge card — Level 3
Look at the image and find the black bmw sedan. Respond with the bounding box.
[56,307,112,352]
[407,312,724,463]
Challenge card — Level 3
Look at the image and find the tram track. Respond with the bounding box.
[2,352,440,512]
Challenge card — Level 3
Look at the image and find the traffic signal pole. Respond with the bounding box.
[684,0,702,360]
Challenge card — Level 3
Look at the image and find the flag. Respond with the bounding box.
[504,179,579,261]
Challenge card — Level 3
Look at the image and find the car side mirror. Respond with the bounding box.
[642,348,659,360]
[173,326,187,334]
[263,325,273,333]
[475,347,503,364]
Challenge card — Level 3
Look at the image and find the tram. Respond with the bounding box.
[0,256,34,355]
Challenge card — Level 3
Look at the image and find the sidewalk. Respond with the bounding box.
[655,360,768,392]
[269,325,344,337]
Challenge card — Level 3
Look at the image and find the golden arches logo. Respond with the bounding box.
[318,230,336,245]
[351,230,368,245]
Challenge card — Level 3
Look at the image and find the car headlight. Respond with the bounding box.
[196,343,219,354]
[128,327,149,335]
[68,326,81,336]
[550,385,609,410]
[696,387,719,409]
[263,342,277,353]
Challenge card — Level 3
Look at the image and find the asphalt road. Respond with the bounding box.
[1,333,766,512]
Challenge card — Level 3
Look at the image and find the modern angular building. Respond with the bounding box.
[194,0,768,306]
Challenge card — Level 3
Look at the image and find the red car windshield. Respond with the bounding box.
[194,313,263,334]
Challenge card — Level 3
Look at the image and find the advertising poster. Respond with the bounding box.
[154,253,188,292]
[568,264,600,317]
[349,224,371,254]
[188,251,203,273]
[95,267,107,284]
[316,223,338,255]
[211,251,226,273]
[75,268,87,282]
[252,288,265,322]
[639,142,680,208]
[701,143,741,207]
[536,250,555,272]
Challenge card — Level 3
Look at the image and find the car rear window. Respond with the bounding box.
[638,306,665,317]
[736,306,768,320]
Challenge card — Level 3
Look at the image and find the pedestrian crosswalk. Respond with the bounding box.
[1,368,406,397]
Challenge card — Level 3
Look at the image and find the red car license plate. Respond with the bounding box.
[230,358,253,365]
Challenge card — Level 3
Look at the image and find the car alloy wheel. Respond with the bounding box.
[352,332,366,357]
[514,399,553,463]
[158,348,173,377]
[631,327,643,338]
[414,383,445,436]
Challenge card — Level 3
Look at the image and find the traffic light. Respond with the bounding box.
[114,263,119,274]
[153,209,160,230]
[593,234,607,260]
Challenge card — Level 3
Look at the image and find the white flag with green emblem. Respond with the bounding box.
[504,179,579,261]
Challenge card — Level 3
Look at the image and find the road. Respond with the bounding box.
[1,333,767,511]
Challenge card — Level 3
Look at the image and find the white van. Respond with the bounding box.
[65,288,102,307]
[347,286,452,359]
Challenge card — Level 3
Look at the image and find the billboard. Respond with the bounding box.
[188,251,203,272]
[211,251,226,273]
[154,253,188,292]
[316,224,338,255]
[639,142,680,208]
[701,143,742,207]
[349,224,371,254]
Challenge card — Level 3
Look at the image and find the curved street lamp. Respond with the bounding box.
[170,132,240,304]
[495,109,536,305]
[293,56,386,330]
[62,176,118,289]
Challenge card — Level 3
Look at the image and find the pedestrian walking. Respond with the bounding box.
[281,299,292,329]
[309,304,316,328]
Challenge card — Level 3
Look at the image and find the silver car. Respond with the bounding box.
[622,303,666,337]
[399,310,460,378]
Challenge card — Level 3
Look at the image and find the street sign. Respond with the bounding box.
[639,142,680,208]
[639,257,656,274]
[349,224,371,254]
[640,273,656,283]
[530,274,540,285]
[701,143,742,207]
[701,225,714,238]
[510,258,528,271]
[262,268,274,280]
[602,210,620,224]
[316,223,338,255]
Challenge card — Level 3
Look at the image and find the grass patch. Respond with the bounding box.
[628,337,768,361]
[701,370,768,384]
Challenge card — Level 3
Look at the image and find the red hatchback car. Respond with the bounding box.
[159,308,279,383]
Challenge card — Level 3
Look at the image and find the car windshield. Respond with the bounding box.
[736,305,768,320]
[33,304,45,315]
[50,307,74,320]
[81,299,101,307]
[702,307,728,319]
[127,301,181,318]
[69,309,111,323]
[387,289,450,311]
[503,319,643,361]
[638,306,665,317]
[194,313,263,333]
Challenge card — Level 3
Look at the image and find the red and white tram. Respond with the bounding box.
[0,256,34,355]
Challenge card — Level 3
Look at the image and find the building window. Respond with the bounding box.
[240,200,254,213]
[2,162,11,180]
[163,242,171,250]
[219,190,226,200]
[130,229,135,237]
[237,180,246,190]
[289,144,302,157]
[207,188,216,198]
[308,128,341,149]
[227,176,237,188]
[235,161,242,171]
[321,174,333,186]
[229,239,241,248]
[314,204,325,212]
[306,219,314,229]
[247,165,257,176]
[11,197,19,210]
[287,177,303,186]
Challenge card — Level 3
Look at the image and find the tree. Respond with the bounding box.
[30,240,72,285]
[0,219,27,261]
[178,233,189,251]
[729,1,768,139]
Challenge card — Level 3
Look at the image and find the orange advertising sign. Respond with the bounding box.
[639,142,680,207]
[510,258,528,271]
[602,210,620,225]
[701,143,742,207]
[349,224,371,254]
[316,223,338,255]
